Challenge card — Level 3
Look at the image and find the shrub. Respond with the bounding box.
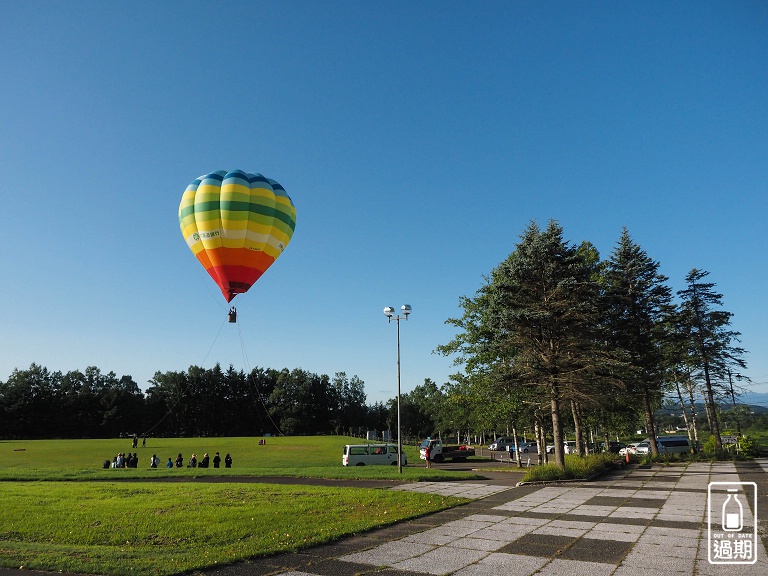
[521,453,615,483]
[702,435,718,455]
[738,435,758,457]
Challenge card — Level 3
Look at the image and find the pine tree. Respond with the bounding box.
[676,269,748,452]
[440,220,624,468]
[604,229,673,456]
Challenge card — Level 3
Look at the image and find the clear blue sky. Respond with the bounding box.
[2,2,766,404]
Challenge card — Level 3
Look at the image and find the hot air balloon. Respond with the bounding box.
[178,170,296,310]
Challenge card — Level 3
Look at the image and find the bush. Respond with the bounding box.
[702,435,718,455]
[521,453,615,483]
[737,435,759,457]
[640,451,710,465]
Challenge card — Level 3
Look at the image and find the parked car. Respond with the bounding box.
[655,435,692,454]
[545,441,578,454]
[601,441,627,454]
[342,444,407,466]
[633,441,651,455]
[619,443,638,456]
[511,441,538,454]
[489,438,537,453]
[625,437,691,455]
[488,437,515,451]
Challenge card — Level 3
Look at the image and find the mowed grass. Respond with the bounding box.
[1,481,456,576]
[0,436,479,481]
[0,437,472,575]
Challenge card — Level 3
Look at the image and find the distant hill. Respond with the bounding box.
[658,395,768,416]
[738,390,768,408]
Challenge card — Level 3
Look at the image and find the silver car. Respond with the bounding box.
[488,437,515,451]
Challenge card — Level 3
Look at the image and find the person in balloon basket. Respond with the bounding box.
[224,453,233,468]
[213,452,221,468]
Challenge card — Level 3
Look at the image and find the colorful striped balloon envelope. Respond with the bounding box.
[179,170,296,303]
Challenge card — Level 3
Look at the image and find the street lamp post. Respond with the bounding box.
[383,304,411,474]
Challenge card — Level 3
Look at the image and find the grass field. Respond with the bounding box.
[0,436,481,480]
[0,436,474,575]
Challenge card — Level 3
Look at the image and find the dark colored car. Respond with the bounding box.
[601,441,627,454]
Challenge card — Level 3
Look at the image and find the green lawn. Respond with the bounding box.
[0,436,480,481]
[0,437,473,575]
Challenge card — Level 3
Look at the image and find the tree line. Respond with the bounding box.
[435,220,750,468]
[0,365,389,439]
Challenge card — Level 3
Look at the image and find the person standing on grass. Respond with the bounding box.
[224,453,232,468]
[213,452,221,468]
[425,444,432,468]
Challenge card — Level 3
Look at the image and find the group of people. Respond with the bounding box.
[168,452,231,468]
[131,433,147,449]
[103,450,232,469]
[104,452,140,468]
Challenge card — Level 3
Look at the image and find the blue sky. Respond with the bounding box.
[2,2,766,405]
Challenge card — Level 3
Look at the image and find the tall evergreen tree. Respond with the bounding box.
[604,228,673,456]
[440,220,623,468]
[676,269,748,452]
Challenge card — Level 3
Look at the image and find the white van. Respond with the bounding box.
[655,436,692,454]
[342,444,407,466]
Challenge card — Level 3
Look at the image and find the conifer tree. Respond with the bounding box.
[604,229,673,456]
[440,220,624,468]
[676,269,748,452]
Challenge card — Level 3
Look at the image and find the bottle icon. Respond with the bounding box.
[722,489,743,531]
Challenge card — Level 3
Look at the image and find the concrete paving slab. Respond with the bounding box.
[444,535,510,552]
[400,530,462,546]
[632,542,698,559]
[607,507,657,519]
[452,552,548,576]
[338,540,435,566]
[498,515,550,526]
[390,546,488,575]
[612,566,692,576]
[467,524,530,541]
[590,519,646,532]
[558,536,634,563]
[599,515,650,526]
[621,550,696,573]
[596,488,638,497]
[536,558,615,576]
[560,504,617,517]
[462,513,508,523]
[582,529,640,542]
[498,533,578,557]
[641,525,701,540]
[532,525,591,538]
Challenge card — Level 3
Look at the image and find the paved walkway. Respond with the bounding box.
[206,459,768,576]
